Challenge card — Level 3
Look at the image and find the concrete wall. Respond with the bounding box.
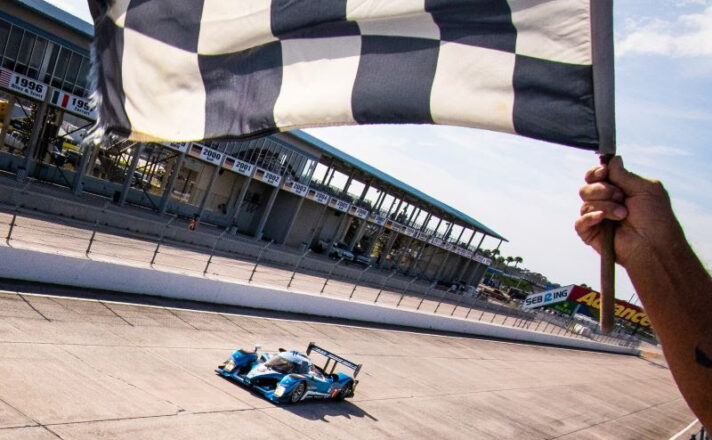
[286,200,324,247]
[236,181,273,235]
[262,191,301,243]
[0,245,638,356]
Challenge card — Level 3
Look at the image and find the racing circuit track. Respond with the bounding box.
[0,283,697,440]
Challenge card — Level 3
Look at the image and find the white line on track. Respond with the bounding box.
[668,419,700,440]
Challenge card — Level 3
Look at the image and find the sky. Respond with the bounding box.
[47,0,712,304]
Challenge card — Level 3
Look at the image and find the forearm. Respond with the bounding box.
[625,235,712,427]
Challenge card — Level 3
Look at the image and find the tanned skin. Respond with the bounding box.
[575,156,711,428]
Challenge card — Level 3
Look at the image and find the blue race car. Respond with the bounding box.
[215,342,362,404]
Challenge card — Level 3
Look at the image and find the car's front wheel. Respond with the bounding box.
[289,382,306,404]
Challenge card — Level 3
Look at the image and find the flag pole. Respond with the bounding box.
[591,0,616,333]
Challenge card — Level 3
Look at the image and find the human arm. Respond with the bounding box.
[575,156,712,427]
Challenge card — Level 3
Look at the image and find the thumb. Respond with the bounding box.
[606,156,649,196]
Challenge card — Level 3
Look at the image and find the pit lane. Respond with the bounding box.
[0,284,694,440]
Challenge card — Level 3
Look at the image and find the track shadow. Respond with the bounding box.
[278,398,379,422]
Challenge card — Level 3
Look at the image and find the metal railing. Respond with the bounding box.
[689,426,709,440]
[0,182,641,349]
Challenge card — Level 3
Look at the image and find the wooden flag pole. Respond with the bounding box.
[599,154,615,333]
[591,0,617,333]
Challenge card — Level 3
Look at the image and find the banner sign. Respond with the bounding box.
[254,167,282,187]
[283,180,308,197]
[404,226,415,237]
[429,237,443,247]
[328,197,350,212]
[523,285,651,328]
[163,142,190,153]
[567,286,651,328]
[368,213,386,226]
[416,231,429,241]
[49,89,97,120]
[306,189,329,205]
[523,285,574,310]
[348,205,369,219]
[472,253,492,265]
[223,155,254,176]
[385,220,406,233]
[0,68,47,100]
[189,143,223,166]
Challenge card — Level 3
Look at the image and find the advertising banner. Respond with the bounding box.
[0,68,47,100]
[254,167,282,187]
[163,142,190,153]
[368,213,386,226]
[348,205,369,219]
[567,286,651,328]
[49,89,97,120]
[416,231,429,241]
[429,237,443,247]
[523,285,574,309]
[223,156,254,177]
[522,285,651,328]
[472,253,492,265]
[385,220,406,233]
[328,197,350,212]
[283,180,308,197]
[306,189,329,205]
[189,143,224,166]
[404,226,415,237]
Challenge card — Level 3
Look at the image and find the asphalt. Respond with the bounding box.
[0,285,696,440]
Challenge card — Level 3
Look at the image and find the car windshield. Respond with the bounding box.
[264,355,298,374]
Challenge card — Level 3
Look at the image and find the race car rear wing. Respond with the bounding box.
[307,342,362,378]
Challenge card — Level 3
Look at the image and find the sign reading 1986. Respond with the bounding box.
[0,68,48,100]
[50,89,97,120]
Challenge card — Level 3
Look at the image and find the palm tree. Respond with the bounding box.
[495,256,505,268]
[514,256,523,268]
[505,256,514,267]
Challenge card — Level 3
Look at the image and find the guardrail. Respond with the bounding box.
[688,426,709,440]
[0,180,640,349]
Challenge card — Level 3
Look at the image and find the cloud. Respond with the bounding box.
[617,6,712,57]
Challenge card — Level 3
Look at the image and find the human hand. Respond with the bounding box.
[575,156,684,268]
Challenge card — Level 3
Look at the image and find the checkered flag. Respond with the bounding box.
[88,0,614,151]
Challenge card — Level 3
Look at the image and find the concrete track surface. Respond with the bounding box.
[0,287,694,440]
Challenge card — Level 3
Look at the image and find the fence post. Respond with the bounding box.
[396,276,419,307]
[416,282,437,310]
[204,229,228,276]
[5,211,17,245]
[450,290,468,316]
[150,215,176,267]
[349,265,371,300]
[287,249,311,289]
[249,240,273,282]
[6,182,30,245]
[433,288,450,314]
[85,229,97,256]
[373,270,397,303]
[321,257,344,294]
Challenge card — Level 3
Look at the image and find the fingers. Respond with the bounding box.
[580,201,628,220]
[606,156,655,196]
[584,164,608,184]
[579,182,625,203]
[574,211,605,246]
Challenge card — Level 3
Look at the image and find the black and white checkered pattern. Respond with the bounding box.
[89,0,604,150]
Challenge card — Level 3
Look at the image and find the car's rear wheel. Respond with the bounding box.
[289,382,306,404]
[336,381,354,400]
